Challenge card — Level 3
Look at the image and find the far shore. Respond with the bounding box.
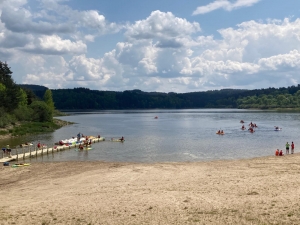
[1,153,300,224]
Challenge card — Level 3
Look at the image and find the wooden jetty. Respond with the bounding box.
[0,137,105,163]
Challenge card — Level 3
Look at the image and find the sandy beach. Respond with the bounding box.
[1,154,300,225]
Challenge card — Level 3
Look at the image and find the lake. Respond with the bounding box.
[2,109,300,163]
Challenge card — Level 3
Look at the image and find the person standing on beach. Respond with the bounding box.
[286,142,290,155]
[77,132,81,142]
[291,142,295,154]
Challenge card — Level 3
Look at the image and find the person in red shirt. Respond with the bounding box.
[275,149,279,156]
[291,142,295,154]
[279,150,284,156]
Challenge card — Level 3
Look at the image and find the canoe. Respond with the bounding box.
[216,132,225,135]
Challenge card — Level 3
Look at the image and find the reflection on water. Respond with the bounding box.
[2,109,300,163]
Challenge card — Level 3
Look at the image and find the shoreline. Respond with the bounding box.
[1,153,300,224]
[0,118,72,141]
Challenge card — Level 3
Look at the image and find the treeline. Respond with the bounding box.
[49,88,247,110]
[0,61,56,136]
[47,86,300,110]
[237,91,300,109]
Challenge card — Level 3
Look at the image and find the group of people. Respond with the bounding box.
[240,121,257,132]
[275,141,295,156]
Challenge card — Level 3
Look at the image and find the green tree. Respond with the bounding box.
[43,89,55,113]
[18,88,28,107]
[30,101,52,122]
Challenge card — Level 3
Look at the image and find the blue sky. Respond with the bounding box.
[1,0,300,93]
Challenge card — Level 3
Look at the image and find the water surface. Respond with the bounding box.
[2,109,299,163]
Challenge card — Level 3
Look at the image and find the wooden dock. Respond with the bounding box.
[0,137,105,163]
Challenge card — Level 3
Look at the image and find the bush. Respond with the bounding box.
[30,101,53,122]
[14,106,33,121]
[0,107,16,128]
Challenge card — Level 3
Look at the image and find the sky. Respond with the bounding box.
[1,0,300,93]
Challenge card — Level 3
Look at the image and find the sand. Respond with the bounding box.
[1,153,300,225]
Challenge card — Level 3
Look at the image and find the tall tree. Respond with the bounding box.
[0,61,20,111]
[43,89,55,113]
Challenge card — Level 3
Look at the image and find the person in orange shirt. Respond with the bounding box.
[275,149,279,156]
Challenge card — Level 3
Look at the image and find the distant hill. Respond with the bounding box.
[18,84,48,99]
[18,84,300,110]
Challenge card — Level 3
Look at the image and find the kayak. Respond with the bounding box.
[216,132,225,135]
[111,138,125,142]
[274,129,282,131]
[11,163,30,168]
[20,143,33,147]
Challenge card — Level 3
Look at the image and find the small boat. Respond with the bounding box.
[154,116,158,119]
[20,143,33,147]
[216,132,225,135]
[274,126,281,131]
[11,163,31,168]
[111,138,125,142]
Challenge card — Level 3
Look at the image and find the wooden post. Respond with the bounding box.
[29,147,31,157]
[16,149,18,161]
[47,146,49,154]
[36,146,37,157]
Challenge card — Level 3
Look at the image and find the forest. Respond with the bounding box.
[0,61,59,136]
[20,84,300,110]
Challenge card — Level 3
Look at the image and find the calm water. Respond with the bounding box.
[2,109,300,163]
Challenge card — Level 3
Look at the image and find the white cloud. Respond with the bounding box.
[193,0,261,15]
[126,10,200,42]
[22,35,86,55]
[2,1,300,93]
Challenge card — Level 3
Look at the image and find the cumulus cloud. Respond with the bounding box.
[193,0,261,15]
[2,0,300,93]
[1,7,74,34]
[126,11,200,41]
[22,35,86,55]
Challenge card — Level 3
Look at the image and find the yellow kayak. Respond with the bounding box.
[11,163,31,168]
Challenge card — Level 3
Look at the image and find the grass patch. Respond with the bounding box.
[8,118,73,137]
[0,130,8,135]
[10,122,61,136]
